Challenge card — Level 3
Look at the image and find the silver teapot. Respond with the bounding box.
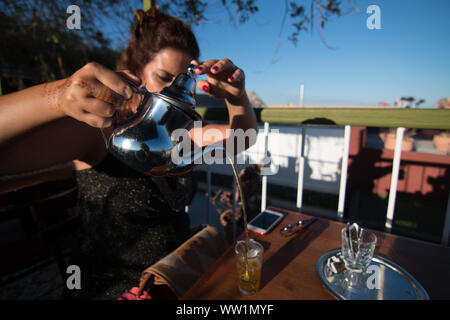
[101,64,217,176]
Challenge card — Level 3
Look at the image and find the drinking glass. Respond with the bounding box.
[341,227,377,287]
[235,239,264,295]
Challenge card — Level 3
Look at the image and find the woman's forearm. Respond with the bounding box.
[223,92,259,154]
[0,80,66,144]
[225,92,258,133]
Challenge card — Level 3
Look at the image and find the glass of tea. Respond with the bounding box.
[235,238,264,295]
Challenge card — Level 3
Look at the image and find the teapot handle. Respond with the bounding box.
[100,77,147,149]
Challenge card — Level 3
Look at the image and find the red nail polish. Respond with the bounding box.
[212,66,218,72]
[195,66,203,71]
[228,76,234,82]
[202,85,209,92]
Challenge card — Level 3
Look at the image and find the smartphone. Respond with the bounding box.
[247,209,285,235]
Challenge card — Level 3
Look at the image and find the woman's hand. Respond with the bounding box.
[190,58,257,153]
[46,62,140,128]
[192,58,246,105]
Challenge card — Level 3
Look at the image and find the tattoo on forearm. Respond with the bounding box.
[43,81,67,111]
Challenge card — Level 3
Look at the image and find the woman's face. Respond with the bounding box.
[117,47,193,119]
[140,47,194,94]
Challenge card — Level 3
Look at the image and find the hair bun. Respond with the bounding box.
[118,6,199,77]
[134,7,160,26]
[146,6,158,18]
[134,9,145,24]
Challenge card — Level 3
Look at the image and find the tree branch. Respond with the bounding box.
[271,0,289,63]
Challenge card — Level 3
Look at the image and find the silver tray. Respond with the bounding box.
[316,249,430,300]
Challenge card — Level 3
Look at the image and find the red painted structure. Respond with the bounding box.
[347,127,450,201]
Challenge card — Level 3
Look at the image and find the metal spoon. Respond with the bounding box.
[280,218,318,237]
[346,222,361,260]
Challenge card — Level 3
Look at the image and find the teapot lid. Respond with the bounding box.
[157,64,202,121]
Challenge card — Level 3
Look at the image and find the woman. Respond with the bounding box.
[0,8,257,299]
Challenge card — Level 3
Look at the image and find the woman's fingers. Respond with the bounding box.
[190,59,200,67]
[65,96,116,128]
[84,62,133,99]
[62,80,119,128]
[194,58,236,77]
[210,58,236,76]
[193,58,245,99]
[57,62,141,128]
[80,111,115,128]
[63,103,113,129]
[196,79,215,96]
[84,97,117,118]
[117,70,142,87]
[196,78,242,99]
[227,67,245,83]
[79,79,125,107]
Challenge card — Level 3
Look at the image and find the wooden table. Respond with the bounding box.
[182,207,450,300]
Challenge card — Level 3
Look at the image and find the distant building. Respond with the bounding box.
[437,97,450,109]
[247,91,266,108]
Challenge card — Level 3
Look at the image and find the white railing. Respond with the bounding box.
[195,122,450,246]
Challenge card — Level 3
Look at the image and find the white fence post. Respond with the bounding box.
[296,125,306,210]
[385,127,405,231]
[261,122,269,212]
[337,125,351,220]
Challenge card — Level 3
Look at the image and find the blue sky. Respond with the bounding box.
[105,0,450,107]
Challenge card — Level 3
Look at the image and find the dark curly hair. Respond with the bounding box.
[116,7,200,76]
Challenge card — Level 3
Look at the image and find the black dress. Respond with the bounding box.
[64,153,196,300]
